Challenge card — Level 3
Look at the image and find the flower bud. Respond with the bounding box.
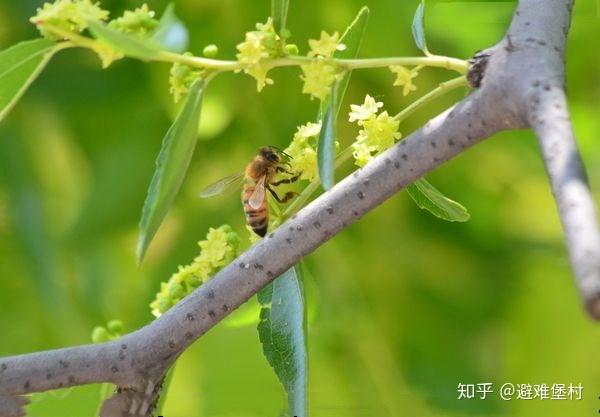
[203,44,219,58]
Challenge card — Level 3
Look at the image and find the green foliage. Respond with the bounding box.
[271,0,290,36]
[407,178,470,222]
[317,7,369,190]
[88,20,161,60]
[0,39,60,123]
[137,79,205,262]
[258,264,307,417]
[412,0,429,54]
[317,81,339,190]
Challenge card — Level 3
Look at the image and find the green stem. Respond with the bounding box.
[282,76,468,220]
[393,76,468,122]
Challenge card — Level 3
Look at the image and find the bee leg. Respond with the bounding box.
[271,174,300,186]
[267,186,298,203]
[276,166,295,174]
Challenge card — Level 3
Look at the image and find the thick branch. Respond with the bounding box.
[1,0,598,415]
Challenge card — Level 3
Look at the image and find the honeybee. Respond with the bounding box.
[200,146,300,237]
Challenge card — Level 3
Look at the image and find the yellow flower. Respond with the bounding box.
[150,225,240,317]
[308,31,340,57]
[92,41,124,68]
[349,96,401,167]
[169,54,205,102]
[284,122,321,181]
[300,60,337,101]
[389,65,419,96]
[236,19,278,91]
[107,4,158,38]
[348,95,384,122]
[31,0,109,40]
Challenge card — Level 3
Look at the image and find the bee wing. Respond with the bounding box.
[249,176,266,209]
[199,172,245,198]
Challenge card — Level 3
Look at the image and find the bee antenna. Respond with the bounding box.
[268,145,293,160]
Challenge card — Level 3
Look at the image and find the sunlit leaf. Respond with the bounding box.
[411,0,429,54]
[151,3,189,53]
[334,6,369,113]
[223,296,262,328]
[258,264,307,417]
[316,7,369,190]
[88,21,160,60]
[271,0,290,35]
[407,178,470,222]
[137,79,204,262]
[0,39,60,123]
[317,81,339,191]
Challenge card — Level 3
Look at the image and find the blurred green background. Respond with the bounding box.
[1,0,599,416]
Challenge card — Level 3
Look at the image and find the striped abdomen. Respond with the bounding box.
[242,184,269,237]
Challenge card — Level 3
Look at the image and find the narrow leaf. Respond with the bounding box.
[258,264,307,417]
[333,6,369,114]
[407,178,470,222]
[0,39,59,123]
[316,7,369,191]
[271,0,290,35]
[317,81,339,190]
[151,3,189,53]
[137,79,204,262]
[411,0,429,54]
[88,21,160,60]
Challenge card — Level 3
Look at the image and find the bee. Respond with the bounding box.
[200,146,300,237]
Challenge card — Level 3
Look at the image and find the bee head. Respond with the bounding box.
[260,146,280,163]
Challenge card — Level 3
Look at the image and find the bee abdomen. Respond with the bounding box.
[242,185,269,237]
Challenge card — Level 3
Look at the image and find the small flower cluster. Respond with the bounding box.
[107,4,158,38]
[389,65,420,96]
[30,0,109,40]
[349,95,401,167]
[300,31,343,101]
[91,319,123,343]
[169,54,205,103]
[150,225,240,317]
[235,18,283,91]
[283,122,321,182]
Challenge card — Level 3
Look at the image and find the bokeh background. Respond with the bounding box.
[1,0,599,416]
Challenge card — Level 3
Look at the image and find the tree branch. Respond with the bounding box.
[1,0,598,415]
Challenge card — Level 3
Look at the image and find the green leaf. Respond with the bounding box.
[317,81,339,190]
[258,264,307,417]
[333,6,369,115]
[271,0,290,35]
[151,3,189,53]
[0,39,60,123]
[88,21,161,60]
[137,79,204,262]
[411,0,429,54]
[407,178,470,222]
[316,7,369,190]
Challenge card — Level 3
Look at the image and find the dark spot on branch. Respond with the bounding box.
[254,263,264,270]
[313,221,321,229]
[207,290,215,299]
[467,51,490,88]
[401,154,407,160]
[46,373,52,380]
[394,161,400,169]
[208,310,216,318]
[288,226,294,231]
[353,210,359,217]
[119,350,125,360]
[0,363,7,372]
[286,238,292,244]
[448,138,455,146]
[68,376,75,384]
[363,179,370,186]
[296,226,303,231]
[326,206,334,214]
[59,360,69,369]
[536,40,547,46]
[431,141,437,148]
[222,304,229,312]
[267,271,274,278]
[185,332,193,340]
[168,340,176,349]
[357,191,365,200]
[186,313,195,321]
[524,21,530,26]
[385,158,391,165]
[543,83,551,91]
[268,232,275,238]
[111,366,119,373]
[121,344,127,350]
[24,381,30,389]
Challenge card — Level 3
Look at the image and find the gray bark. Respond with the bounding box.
[1,0,598,415]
